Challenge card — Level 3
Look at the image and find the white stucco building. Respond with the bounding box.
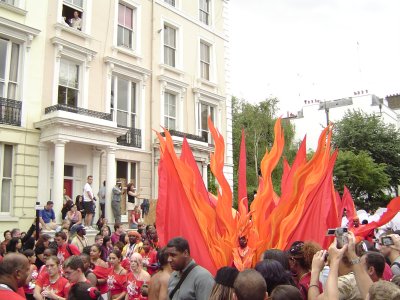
[0,0,233,231]
[287,91,400,150]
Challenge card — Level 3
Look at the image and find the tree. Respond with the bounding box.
[333,150,390,209]
[232,97,296,206]
[332,110,400,196]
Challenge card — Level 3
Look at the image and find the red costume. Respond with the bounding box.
[36,272,68,298]
[126,272,148,300]
[93,264,111,294]
[107,269,127,296]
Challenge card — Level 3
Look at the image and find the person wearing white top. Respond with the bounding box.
[83,175,95,228]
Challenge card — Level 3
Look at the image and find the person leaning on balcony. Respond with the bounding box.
[39,201,58,230]
[69,11,82,30]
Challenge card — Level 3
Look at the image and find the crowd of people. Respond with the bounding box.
[1,219,400,300]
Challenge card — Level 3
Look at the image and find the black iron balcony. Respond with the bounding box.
[0,97,22,126]
[117,126,142,148]
[45,104,112,120]
[160,129,206,143]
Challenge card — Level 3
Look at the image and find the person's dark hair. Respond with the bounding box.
[55,231,67,241]
[114,223,121,232]
[64,255,84,271]
[102,235,111,247]
[210,266,238,300]
[67,281,101,300]
[138,228,144,235]
[47,255,60,266]
[35,234,50,249]
[270,285,302,300]
[3,230,10,239]
[23,249,35,258]
[119,233,126,244]
[288,241,321,270]
[82,246,91,256]
[75,195,82,202]
[6,237,21,253]
[111,249,122,260]
[10,228,19,237]
[364,251,385,278]
[47,200,54,206]
[233,269,267,300]
[44,248,58,256]
[166,237,190,255]
[262,249,290,271]
[91,244,101,253]
[157,247,169,268]
[255,259,296,294]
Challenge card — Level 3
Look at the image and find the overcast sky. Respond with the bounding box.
[229,0,400,115]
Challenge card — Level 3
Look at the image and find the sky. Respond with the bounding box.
[229,0,400,116]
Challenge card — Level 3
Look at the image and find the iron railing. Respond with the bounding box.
[0,97,22,126]
[45,104,112,120]
[117,126,142,148]
[160,129,206,143]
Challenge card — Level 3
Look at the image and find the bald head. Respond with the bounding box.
[0,253,30,288]
[233,269,267,300]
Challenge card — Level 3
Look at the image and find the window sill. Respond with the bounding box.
[197,78,217,89]
[159,64,185,76]
[0,215,20,222]
[0,2,27,15]
[112,46,142,60]
[54,22,92,41]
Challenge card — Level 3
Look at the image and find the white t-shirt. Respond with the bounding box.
[83,182,93,202]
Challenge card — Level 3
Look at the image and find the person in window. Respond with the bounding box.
[70,11,82,30]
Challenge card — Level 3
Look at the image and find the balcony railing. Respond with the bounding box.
[160,129,206,143]
[45,104,112,120]
[0,97,22,126]
[117,126,142,148]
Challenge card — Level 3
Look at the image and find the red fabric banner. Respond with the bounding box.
[238,129,248,215]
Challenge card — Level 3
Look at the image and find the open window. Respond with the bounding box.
[62,0,83,31]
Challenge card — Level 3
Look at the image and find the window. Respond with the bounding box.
[198,102,214,143]
[58,58,79,106]
[0,144,13,213]
[199,0,210,25]
[164,25,176,67]
[62,0,83,31]
[0,38,20,100]
[1,0,15,5]
[200,42,210,80]
[164,0,175,6]
[164,92,177,130]
[111,75,137,128]
[118,3,134,49]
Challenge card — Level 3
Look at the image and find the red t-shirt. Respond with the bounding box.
[107,269,128,296]
[64,279,91,296]
[0,290,25,300]
[297,272,322,300]
[36,273,69,298]
[122,258,131,271]
[57,243,80,265]
[141,250,158,276]
[23,265,38,294]
[93,265,111,294]
[126,273,148,300]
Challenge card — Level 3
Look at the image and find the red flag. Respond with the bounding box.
[156,148,217,274]
[238,129,248,214]
[341,186,356,225]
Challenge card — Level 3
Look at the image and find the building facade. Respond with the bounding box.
[0,0,233,231]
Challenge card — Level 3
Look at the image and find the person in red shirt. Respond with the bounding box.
[63,255,90,296]
[90,244,110,299]
[126,253,150,300]
[107,250,127,300]
[33,256,68,300]
[22,249,38,299]
[55,232,80,265]
[0,253,30,300]
[140,239,158,276]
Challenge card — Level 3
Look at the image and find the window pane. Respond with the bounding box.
[201,104,208,130]
[66,88,78,106]
[58,86,67,104]
[118,3,125,25]
[9,43,19,82]
[117,110,128,127]
[3,145,12,178]
[117,26,124,46]
[117,78,129,110]
[7,82,17,99]
[130,83,136,113]
[1,179,11,212]
[169,118,176,130]
[0,39,7,80]
[59,60,69,86]
[125,6,133,29]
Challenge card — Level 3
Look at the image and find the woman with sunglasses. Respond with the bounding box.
[33,256,68,300]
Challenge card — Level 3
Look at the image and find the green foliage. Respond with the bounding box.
[232,97,296,206]
[333,150,390,209]
[332,110,400,197]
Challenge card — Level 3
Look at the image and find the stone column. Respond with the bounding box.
[92,147,102,221]
[202,160,208,189]
[53,139,68,223]
[37,143,49,204]
[106,147,116,224]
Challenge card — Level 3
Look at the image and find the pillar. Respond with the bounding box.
[53,139,68,223]
[106,147,116,224]
[92,147,102,220]
[37,143,49,204]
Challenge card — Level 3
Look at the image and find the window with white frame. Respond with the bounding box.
[0,38,20,100]
[117,3,134,49]
[164,0,175,6]
[199,0,210,25]
[62,0,84,31]
[198,102,215,143]
[0,144,13,213]
[200,42,210,80]
[164,25,176,67]
[164,92,177,130]
[1,0,16,6]
[111,75,137,128]
[58,58,80,107]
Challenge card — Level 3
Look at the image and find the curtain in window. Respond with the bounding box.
[7,43,19,100]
